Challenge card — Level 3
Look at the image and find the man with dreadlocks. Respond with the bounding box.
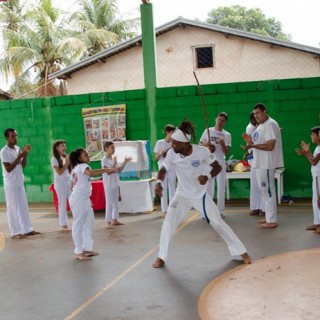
[152,119,251,268]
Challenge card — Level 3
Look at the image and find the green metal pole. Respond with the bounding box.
[140,2,158,170]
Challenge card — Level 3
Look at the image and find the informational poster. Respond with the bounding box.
[82,104,126,161]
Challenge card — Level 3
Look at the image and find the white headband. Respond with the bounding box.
[171,128,191,143]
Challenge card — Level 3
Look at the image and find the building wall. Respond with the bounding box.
[66,26,320,94]
[0,77,319,202]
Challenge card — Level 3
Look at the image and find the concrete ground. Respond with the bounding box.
[0,200,319,320]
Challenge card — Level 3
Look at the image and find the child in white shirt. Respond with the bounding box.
[51,140,71,231]
[101,141,132,229]
[295,126,320,233]
[69,148,115,261]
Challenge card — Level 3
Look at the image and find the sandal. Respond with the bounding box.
[11,234,26,239]
[24,231,41,236]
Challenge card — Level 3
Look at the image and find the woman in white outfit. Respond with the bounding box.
[153,124,176,217]
[51,140,71,231]
[69,148,115,261]
[152,120,251,268]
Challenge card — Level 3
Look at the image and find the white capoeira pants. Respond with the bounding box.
[256,168,277,223]
[249,166,265,211]
[160,169,176,213]
[4,184,33,236]
[158,193,247,262]
[207,160,226,212]
[54,178,71,227]
[104,187,120,222]
[69,195,94,255]
[312,176,320,225]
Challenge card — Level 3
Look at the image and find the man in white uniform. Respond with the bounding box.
[199,112,231,213]
[242,104,284,228]
[244,112,265,216]
[152,120,250,268]
[0,128,40,239]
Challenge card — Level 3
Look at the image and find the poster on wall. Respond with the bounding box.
[82,104,126,161]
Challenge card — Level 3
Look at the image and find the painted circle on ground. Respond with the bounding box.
[199,249,320,320]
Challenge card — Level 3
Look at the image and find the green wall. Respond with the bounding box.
[0,77,319,202]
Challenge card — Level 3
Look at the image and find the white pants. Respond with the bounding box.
[312,176,320,225]
[158,193,247,262]
[4,184,33,236]
[104,187,119,222]
[207,160,226,212]
[69,195,94,255]
[256,169,277,223]
[249,167,265,211]
[160,169,176,213]
[54,178,71,227]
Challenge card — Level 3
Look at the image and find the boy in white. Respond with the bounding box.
[101,141,132,229]
[153,124,176,216]
[152,120,250,268]
[242,103,284,228]
[295,126,320,233]
[69,148,115,261]
[0,128,40,239]
[200,112,231,213]
[51,140,71,231]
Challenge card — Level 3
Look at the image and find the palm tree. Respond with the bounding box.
[0,0,140,97]
[70,0,140,55]
[0,0,88,97]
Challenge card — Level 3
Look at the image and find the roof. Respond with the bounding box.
[48,17,320,81]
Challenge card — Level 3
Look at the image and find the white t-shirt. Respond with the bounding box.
[153,139,172,168]
[252,117,284,169]
[199,127,231,161]
[0,145,24,187]
[311,146,320,177]
[71,163,92,198]
[101,155,120,188]
[163,144,215,199]
[51,156,71,182]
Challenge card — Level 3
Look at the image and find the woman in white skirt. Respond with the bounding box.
[69,148,116,261]
[51,140,71,231]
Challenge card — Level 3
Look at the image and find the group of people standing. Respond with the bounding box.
[1,101,319,267]
[0,132,131,261]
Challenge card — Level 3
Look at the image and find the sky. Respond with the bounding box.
[115,0,320,48]
[1,0,320,90]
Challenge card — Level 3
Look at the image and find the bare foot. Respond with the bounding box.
[83,251,99,257]
[62,226,71,232]
[76,253,91,261]
[11,234,26,239]
[306,224,320,231]
[260,223,278,229]
[112,220,124,226]
[257,219,266,224]
[161,212,166,218]
[24,231,41,236]
[313,228,320,234]
[249,209,260,216]
[152,257,165,268]
[241,252,252,264]
[106,223,114,229]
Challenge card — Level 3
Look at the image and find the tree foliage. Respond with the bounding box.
[0,0,139,97]
[206,5,291,41]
